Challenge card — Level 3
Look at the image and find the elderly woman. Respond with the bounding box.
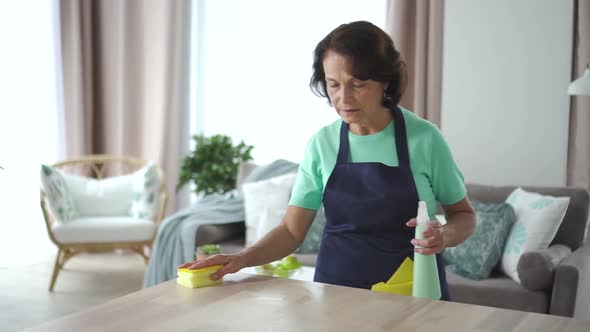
[180,21,476,300]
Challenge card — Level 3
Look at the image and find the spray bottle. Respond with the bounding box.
[412,201,442,300]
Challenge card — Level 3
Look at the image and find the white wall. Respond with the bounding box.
[190,0,386,164]
[442,0,573,187]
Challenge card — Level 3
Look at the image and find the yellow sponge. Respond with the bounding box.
[177,265,224,288]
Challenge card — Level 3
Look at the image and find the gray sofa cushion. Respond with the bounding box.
[218,238,247,254]
[446,269,549,314]
[465,184,590,250]
[195,222,245,246]
[517,244,572,291]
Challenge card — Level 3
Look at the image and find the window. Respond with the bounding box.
[189,0,386,164]
[0,0,63,266]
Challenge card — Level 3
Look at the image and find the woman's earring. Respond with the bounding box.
[383,91,391,102]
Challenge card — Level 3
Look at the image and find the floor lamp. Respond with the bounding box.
[568,65,590,191]
[569,65,590,96]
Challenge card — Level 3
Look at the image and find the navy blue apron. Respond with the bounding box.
[314,106,450,301]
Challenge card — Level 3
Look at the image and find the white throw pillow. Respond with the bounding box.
[256,206,287,241]
[242,173,297,246]
[65,172,137,217]
[501,187,570,282]
[42,162,160,221]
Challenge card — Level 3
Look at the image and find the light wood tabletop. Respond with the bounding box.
[25,273,589,332]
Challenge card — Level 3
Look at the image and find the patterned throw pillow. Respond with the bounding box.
[443,201,516,280]
[501,188,570,282]
[40,165,79,223]
[296,205,326,254]
[128,162,161,220]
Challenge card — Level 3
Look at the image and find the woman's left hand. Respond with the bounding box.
[405,218,445,255]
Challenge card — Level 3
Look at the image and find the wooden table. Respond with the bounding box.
[25,273,589,332]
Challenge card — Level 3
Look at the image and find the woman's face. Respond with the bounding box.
[323,50,389,126]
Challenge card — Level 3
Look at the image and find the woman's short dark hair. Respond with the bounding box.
[310,21,406,108]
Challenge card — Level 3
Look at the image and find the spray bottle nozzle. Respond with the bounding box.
[417,201,429,225]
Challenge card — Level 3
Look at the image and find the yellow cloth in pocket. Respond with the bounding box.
[371,257,413,296]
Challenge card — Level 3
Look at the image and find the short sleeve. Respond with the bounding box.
[289,135,324,210]
[430,127,466,205]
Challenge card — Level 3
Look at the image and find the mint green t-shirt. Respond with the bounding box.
[288,107,466,218]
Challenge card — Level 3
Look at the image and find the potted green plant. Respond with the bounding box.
[177,134,254,196]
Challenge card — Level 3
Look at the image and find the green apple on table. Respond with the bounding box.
[255,255,302,278]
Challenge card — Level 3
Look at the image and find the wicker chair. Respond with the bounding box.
[40,155,168,291]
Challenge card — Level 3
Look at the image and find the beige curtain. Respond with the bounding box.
[386,0,445,127]
[60,0,191,213]
[568,0,590,189]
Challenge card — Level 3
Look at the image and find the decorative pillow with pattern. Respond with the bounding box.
[40,165,79,223]
[128,162,161,220]
[443,201,516,280]
[501,187,570,282]
[295,205,326,254]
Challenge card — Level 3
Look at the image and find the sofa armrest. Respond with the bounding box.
[550,241,590,319]
[517,244,571,291]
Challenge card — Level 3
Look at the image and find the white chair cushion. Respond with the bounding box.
[52,216,156,244]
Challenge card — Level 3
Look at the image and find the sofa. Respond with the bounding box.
[195,178,590,320]
[446,184,589,320]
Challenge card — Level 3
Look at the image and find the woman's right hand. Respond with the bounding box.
[178,253,247,281]
[178,205,317,281]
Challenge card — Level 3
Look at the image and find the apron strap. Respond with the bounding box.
[337,121,350,164]
[392,106,410,168]
[336,106,411,167]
